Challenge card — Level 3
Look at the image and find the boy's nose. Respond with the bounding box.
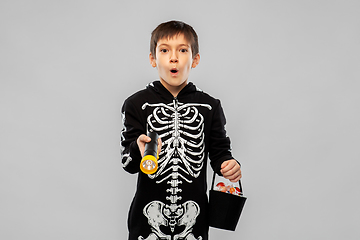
[170,53,178,63]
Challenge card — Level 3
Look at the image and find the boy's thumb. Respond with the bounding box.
[139,134,151,143]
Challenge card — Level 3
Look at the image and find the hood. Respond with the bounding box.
[146,81,199,100]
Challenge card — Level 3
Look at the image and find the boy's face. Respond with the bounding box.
[149,34,200,96]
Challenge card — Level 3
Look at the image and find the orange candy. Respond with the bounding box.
[216,182,225,187]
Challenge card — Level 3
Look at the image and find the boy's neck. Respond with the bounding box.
[160,79,188,98]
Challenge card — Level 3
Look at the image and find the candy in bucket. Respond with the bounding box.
[215,181,242,196]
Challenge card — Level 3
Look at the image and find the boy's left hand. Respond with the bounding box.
[220,159,242,182]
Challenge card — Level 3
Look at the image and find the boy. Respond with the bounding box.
[121,20,242,240]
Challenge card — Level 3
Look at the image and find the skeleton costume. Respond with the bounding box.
[121,81,235,240]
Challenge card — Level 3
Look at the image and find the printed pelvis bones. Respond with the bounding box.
[139,100,211,240]
[139,200,201,240]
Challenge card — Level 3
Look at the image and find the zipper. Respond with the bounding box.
[173,96,178,108]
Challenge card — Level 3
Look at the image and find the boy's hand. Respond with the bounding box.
[220,159,242,182]
[137,134,162,157]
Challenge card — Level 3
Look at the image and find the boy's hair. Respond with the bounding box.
[150,20,199,59]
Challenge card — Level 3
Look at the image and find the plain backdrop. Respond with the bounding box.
[1,0,359,239]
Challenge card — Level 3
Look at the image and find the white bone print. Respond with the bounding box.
[142,99,211,182]
[139,99,210,240]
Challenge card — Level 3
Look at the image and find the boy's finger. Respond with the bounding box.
[157,138,162,154]
[221,160,236,172]
[222,163,241,178]
[222,166,239,177]
[225,169,242,182]
[138,134,151,143]
[229,174,242,182]
[221,161,229,169]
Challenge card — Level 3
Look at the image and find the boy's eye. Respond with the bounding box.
[180,49,188,53]
[160,49,168,53]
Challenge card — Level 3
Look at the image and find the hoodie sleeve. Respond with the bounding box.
[208,100,235,175]
[120,98,145,174]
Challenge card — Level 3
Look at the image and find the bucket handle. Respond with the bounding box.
[211,170,244,196]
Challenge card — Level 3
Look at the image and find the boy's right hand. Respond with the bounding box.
[137,134,162,158]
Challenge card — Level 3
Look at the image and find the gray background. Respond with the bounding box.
[1,0,359,239]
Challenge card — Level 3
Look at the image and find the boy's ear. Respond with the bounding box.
[192,53,200,68]
[149,53,156,68]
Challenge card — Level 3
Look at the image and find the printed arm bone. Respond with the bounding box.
[121,153,132,168]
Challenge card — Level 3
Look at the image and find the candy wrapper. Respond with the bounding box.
[214,180,243,196]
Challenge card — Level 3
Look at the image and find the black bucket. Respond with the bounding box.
[208,174,247,231]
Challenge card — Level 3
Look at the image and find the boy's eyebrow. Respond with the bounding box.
[178,44,190,48]
[157,43,190,48]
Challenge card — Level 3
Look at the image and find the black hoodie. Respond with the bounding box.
[121,81,235,240]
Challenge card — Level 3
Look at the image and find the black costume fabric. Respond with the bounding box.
[121,81,234,240]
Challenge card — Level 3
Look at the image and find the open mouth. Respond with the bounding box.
[170,68,179,76]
